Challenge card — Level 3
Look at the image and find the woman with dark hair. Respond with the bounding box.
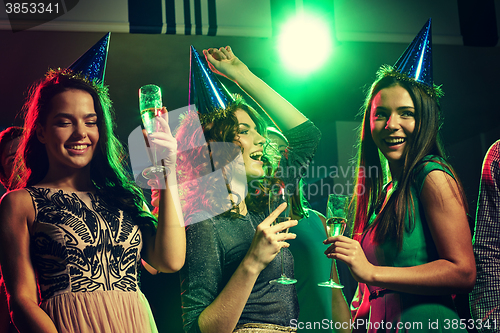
[324,31,476,332]
[0,125,23,333]
[177,46,321,333]
[0,69,185,332]
[0,126,23,191]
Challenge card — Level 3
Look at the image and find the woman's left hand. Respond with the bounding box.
[324,235,375,284]
[145,107,177,170]
[203,46,248,82]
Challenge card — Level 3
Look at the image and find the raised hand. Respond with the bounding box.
[204,45,307,131]
[203,46,248,83]
[324,235,375,284]
[245,203,298,273]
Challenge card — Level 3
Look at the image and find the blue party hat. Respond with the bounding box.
[68,32,110,83]
[378,19,442,98]
[393,19,432,88]
[189,45,234,116]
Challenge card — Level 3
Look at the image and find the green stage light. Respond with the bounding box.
[278,13,333,74]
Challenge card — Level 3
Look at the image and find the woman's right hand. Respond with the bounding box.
[203,46,248,83]
[243,203,297,273]
[147,108,177,171]
[324,235,376,284]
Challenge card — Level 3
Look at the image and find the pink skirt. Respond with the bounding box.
[41,290,158,333]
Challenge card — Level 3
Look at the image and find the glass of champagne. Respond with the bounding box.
[269,181,297,285]
[139,84,167,179]
[318,194,348,288]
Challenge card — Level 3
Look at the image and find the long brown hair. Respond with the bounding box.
[176,96,273,220]
[349,74,467,249]
[13,69,155,229]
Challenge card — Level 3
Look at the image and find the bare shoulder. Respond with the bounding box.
[422,169,455,185]
[0,189,35,227]
[421,170,461,200]
[420,169,467,225]
[1,189,32,207]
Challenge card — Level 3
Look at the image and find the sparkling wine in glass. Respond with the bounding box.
[269,181,296,285]
[318,194,348,288]
[139,84,168,179]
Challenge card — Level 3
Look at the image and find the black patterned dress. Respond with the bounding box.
[26,187,157,333]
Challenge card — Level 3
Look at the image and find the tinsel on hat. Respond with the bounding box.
[44,68,109,96]
[377,65,443,99]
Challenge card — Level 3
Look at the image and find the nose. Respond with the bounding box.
[385,114,400,131]
[254,132,265,146]
[73,123,88,139]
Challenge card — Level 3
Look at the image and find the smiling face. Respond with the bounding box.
[36,89,99,173]
[234,109,266,179]
[370,84,415,170]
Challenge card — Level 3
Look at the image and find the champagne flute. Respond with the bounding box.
[318,194,348,288]
[269,181,297,285]
[139,84,167,179]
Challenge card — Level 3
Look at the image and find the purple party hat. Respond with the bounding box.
[189,45,234,116]
[68,32,110,83]
[393,18,433,88]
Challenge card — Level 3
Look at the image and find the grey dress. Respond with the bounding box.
[180,121,321,332]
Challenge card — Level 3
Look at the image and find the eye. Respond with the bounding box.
[238,129,249,135]
[56,122,71,127]
[86,121,98,126]
[401,110,415,117]
[374,111,387,119]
